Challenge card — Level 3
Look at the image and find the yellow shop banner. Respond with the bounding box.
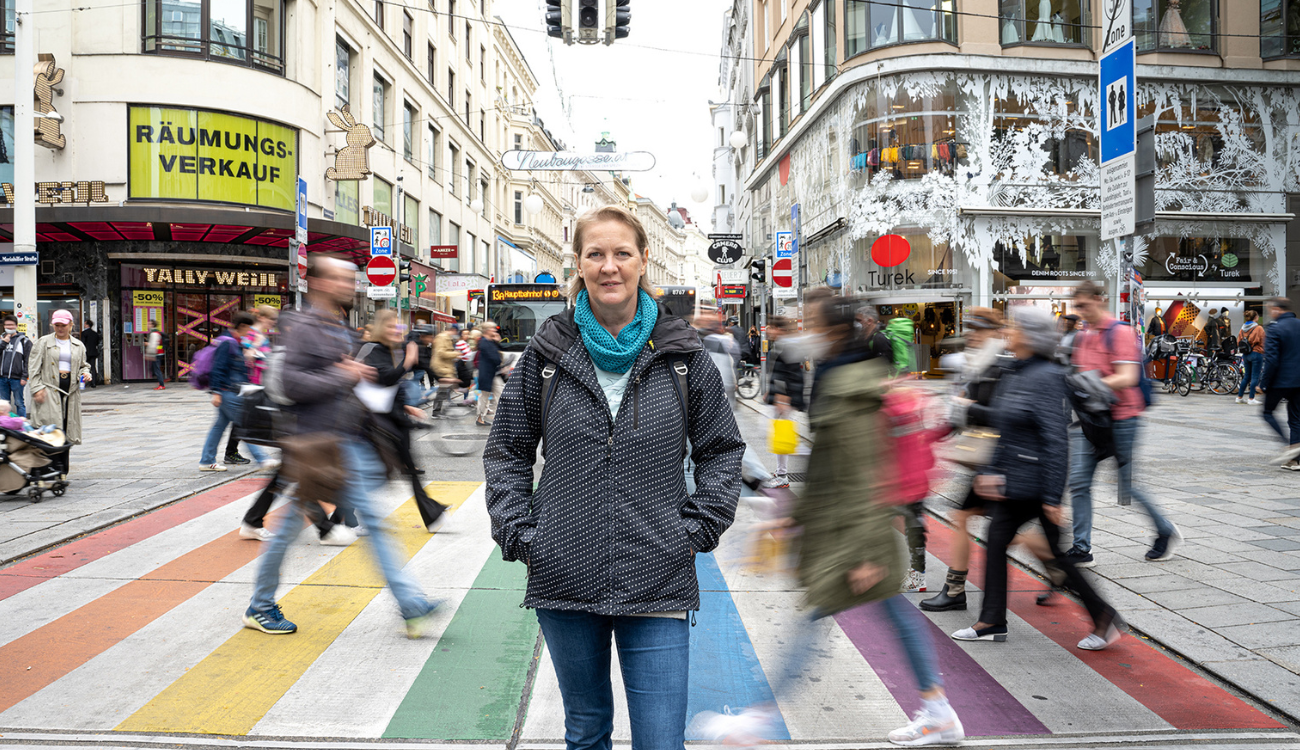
[128,106,298,212]
[252,294,282,309]
[133,290,165,307]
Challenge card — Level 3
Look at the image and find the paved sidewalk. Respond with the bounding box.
[741,384,1300,721]
[0,384,272,564]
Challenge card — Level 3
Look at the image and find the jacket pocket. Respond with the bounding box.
[1003,453,1043,501]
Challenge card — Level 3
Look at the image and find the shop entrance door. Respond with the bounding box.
[174,294,241,380]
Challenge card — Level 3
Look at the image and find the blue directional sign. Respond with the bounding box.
[1100,39,1136,166]
[370,226,393,256]
[296,177,308,244]
[0,252,38,265]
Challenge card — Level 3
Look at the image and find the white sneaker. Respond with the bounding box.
[1269,444,1300,465]
[199,463,228,472]
[259,459,281,472]
[239,523,272,541]
[354,524,370,537]
[1078,622,1124,651]
[320,525,358,546]
[1248,398,1262,405]
[687,705,775,744]
[888,706,965,746]
[1235,397,1246,404]
[902,568,927,593]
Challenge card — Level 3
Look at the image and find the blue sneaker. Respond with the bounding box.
[405,600,443,639]
[243,604,297,634]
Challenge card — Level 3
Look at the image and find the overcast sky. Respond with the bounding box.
[493,0,729,229]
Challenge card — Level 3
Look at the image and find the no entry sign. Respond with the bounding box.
[771,257,793,288]
[366,255,397,286]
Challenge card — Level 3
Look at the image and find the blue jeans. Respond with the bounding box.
[200,391,267,465]
[251,439,433,620]
[770,598,941,701]
[1261,387,1300,445]
[536,608,689,750]
[1069,419,1173,553]
[0,377,25,417]
[1239,352,1262,399]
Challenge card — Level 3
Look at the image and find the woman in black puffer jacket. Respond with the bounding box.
[950,307,1122,651]
[484,204,744,748]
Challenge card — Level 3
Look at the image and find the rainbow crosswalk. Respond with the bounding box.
[0,478,1292,744]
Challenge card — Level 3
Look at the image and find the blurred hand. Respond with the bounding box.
[32,389,46,405]
[336,358,375,384]
[211,393,222,408]
[1043,504,1063,527]
[404,342,419,369]
[404,405,425,420]
[847,561,888,595]
[973,473,1005,501]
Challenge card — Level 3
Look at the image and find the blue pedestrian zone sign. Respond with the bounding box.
[370,226,393,256]
[1100,39,1136,165]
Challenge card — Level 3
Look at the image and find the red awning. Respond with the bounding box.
[429,310,457,324]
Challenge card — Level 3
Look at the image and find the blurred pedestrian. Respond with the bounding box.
[244,255,440,637]
[1067,281,1178,566]
[697,295,963,746]
[747,326,761,365]
[1261,297,1300,468]
[430,327,460,414]
[952,307,1124,651]
[765,317,804,487]
[222,307,277,465]
[360,309,448,532]
[475,321,504,426]
[30,310,93,474]
[1237,309,1265,405]
[0,315,33,417]
[80,320,101,387]
[146,324,166,389]
[198,311,272,472]
[485,204,744,747]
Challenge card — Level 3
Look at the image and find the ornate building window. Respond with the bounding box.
[1135,0,1218,53]
[1262,0,1300,58]
[999,0,1088,46]
[845,0,956,58]
[143,0,285,74]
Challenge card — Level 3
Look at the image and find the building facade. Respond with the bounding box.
[1,0,548,381]
[732,0,1300,371]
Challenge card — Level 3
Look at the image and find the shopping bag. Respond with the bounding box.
[770,418,798,455]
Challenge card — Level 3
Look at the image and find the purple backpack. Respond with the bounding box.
[189,335,233,390]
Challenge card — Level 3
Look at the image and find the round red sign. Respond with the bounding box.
[870,234,911,268]
[771,257,794,287]
[366,256,398,286]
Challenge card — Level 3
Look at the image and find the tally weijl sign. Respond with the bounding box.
[128,106,298,212]
[140,267,284,287]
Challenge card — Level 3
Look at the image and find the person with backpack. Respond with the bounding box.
[884,315,915,376]
[197,311,272,472]
[1237,310,1265,405]
[484,204,743,747]
[1260,297,1300,468]
[474,321,503,426]
[0,315,33,416]
[1066,281,1179,567]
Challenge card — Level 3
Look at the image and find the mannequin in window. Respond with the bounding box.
[1051,11,1067,43]
[1030,0,1054,41]
[1158,0,1192,47]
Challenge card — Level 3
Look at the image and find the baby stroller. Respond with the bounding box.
[0,427,71,503]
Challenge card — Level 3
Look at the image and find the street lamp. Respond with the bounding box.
[470,198,484,213]
[729,129,747,149]
[524,192,544,214]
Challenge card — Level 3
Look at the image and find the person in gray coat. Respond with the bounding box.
[485,204,744,748]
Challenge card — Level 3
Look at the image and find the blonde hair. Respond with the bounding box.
[566,204,658,302]
[367,309,401,346]
[255,305,280,322]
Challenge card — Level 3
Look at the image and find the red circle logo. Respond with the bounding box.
[871,235,911,268]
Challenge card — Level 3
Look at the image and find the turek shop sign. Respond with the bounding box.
[128,106,298,212]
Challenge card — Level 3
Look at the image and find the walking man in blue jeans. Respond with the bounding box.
[198,311,271,472]
[243,255,439,637]
[1066,282,1180,568]
[0,315,32,416]
[1260,297,1300,469]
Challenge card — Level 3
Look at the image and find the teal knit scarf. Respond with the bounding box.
[574,288,658,374]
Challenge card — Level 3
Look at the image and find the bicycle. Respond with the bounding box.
[737,362,760,400]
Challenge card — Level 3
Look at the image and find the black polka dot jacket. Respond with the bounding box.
[484,307,745,615]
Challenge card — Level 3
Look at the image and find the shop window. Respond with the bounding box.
[335,37,353,110]
[1135,0,1217,53]
[850,233,968,292]
[334,179,359,225]
[373,74,390,143]
[844,0,956,57]
[824,1,837,81]
[143,0,285,73]
[374,177,392,217]
[847,83,967,182]
[0,0,12,54]
[1262,0,1300,58]
[403,101,417,163]
[999,0,1087,46]
[993,235,1099,294]
[428,123,441,181]
[1141,236,1259,284]
[990,92,1095,180]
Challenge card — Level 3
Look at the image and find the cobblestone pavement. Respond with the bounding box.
[0,384,274,564]
[741,382,1300,721]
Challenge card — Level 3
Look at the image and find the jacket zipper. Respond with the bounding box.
[633,374,640,429]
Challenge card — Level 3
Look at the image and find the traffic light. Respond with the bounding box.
[399,258,412,285]
[604,0,630,44]
[576,0,598,43]
[749,257,766,284]
[545,0,571,42]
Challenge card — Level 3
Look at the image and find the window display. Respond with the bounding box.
[999,0,1087,45]
[1135,0,1217,52]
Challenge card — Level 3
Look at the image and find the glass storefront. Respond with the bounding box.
[119,262,287,381]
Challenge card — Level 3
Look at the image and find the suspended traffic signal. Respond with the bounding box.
[545,0,571,42]
[607,0,630,43]
[750,257,766,284]
[399,258,412,285]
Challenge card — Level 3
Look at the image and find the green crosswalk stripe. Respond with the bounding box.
[383,553,537,740]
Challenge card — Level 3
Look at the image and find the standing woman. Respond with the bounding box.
[953,307,1122,650]
[485,204,744,747]
[29,310,92,473]
[746,326,761,365]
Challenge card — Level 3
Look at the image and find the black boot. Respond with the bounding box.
[919,570,968,611]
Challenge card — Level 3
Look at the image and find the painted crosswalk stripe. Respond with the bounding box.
[382,553,536,740]
[116,482,479,736]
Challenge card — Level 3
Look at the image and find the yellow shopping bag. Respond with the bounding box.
[769,418,798,455]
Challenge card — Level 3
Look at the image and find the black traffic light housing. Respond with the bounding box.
[399,258,412,285]
[545,0,570,41]
[605,0,629,43]
[749,257,766,284]
[578,0,598,29]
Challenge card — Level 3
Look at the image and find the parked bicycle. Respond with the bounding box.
[737,362,760,400]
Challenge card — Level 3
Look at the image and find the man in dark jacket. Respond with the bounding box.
[244,255,440,638]
[80,321,101,387]
[476,321,503,425]
[198,312,270,472]
[1261,297,1300,468]
[0,315,32,416]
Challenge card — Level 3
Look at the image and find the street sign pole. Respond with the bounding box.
[1100,0,1136,318]
[293,176,307,310]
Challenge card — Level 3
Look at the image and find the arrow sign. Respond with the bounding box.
[771,257,793,288]
[366,255,397,286]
